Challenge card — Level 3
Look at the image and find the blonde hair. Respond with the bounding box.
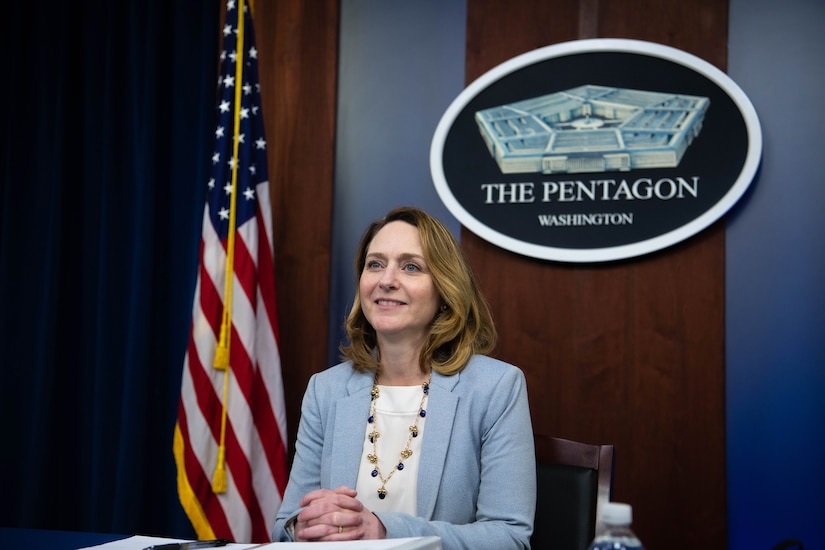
[340,206,497,375]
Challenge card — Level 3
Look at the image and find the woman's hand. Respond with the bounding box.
[294,486,387,542]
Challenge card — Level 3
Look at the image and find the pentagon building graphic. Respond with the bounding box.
[475,85,709,174]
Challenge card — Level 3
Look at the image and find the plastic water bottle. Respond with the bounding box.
[587,502,645,550]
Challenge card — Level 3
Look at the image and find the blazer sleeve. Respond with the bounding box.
[271,373,325,542]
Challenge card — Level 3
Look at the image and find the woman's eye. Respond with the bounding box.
[366,260,382,269]
[403,263,420,272]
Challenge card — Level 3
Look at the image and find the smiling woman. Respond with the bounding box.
[271,206,536,549]
[358,221,441,353]
[343,207,497,378]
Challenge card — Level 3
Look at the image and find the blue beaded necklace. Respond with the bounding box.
[366,375,430,500]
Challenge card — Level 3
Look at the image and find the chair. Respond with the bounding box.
[531,435,615,550]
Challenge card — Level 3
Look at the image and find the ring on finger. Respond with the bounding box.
[338,525,343,534]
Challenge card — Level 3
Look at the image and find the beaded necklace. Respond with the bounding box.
[366,374,430,500]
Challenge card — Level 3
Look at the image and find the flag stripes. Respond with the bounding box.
[174,0,287,543]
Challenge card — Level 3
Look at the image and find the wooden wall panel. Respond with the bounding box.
[253,0,339,454]
[465,1,728,548]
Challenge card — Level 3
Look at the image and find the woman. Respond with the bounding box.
[272,206,536,549]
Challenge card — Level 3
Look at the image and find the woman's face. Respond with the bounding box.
[359,221,441,346]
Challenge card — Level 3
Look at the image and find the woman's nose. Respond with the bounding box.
[379,268,398,289]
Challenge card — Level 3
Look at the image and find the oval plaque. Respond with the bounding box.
[430,39,762,262]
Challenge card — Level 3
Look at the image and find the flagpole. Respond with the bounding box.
[212,0,247,494]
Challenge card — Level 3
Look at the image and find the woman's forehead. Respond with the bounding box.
[367,221,423,255]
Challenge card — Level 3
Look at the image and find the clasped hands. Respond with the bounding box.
[293,486,387,542]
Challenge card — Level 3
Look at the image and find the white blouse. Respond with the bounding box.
[355,384,429,515]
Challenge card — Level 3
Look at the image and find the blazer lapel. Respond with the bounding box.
[330,371,373,489]
[416,370,460,517]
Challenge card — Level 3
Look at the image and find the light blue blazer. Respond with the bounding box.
[272,355,536,549]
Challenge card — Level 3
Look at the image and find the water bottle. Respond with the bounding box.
[587,502,645,550]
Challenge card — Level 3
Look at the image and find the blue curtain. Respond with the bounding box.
[1,0,220,538]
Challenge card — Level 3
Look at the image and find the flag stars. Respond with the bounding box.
[207,2,268,230]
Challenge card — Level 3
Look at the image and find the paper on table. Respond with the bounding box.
[76,535,259,549]
[78,535,442,550]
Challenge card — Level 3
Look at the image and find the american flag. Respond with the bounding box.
[173,0,288,543]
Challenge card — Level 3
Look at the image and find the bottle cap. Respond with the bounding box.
[601,502,633,525]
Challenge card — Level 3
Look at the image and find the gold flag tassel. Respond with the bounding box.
[212,0,247,494]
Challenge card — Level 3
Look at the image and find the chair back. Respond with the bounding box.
[532,435,615,550]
